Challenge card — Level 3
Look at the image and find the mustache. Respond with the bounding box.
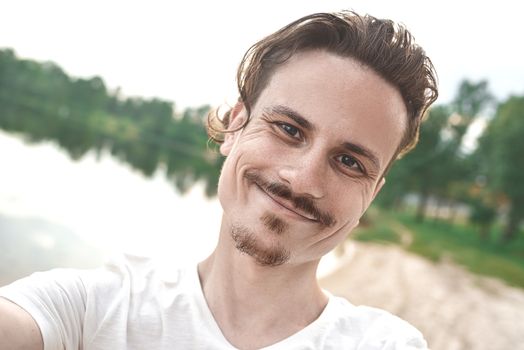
[245,170,335,227]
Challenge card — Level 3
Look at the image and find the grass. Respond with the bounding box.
[352,207,524,289]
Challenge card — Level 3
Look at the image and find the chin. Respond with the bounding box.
[230,223,291,267]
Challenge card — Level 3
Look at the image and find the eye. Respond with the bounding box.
[277,122,301,139]
[336,154,364,173]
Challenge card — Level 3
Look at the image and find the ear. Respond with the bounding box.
[220,102,247,156]
[371,177,386,201]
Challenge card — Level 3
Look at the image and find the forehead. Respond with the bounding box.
[253,51,407,170]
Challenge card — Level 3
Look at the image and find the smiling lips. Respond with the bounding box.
[256,184,318,222]
[244,170,335,227]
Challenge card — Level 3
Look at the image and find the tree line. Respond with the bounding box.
[0,48,222,197]
[377,80,524,243]
[0,48,522,242]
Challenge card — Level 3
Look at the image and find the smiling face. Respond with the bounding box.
[217,50,407,267]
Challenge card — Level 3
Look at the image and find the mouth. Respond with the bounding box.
[255,184,318,222]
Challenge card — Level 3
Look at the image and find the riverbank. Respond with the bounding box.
[320,241,524,350]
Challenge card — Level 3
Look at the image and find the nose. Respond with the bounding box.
[277,148,327,199]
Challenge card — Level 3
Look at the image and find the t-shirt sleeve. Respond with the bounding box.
[0,268,93,350]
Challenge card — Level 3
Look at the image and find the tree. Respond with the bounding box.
[403,80,494,222]
[477,96,524,242]
[0,49,222,196]
[468,181,497,240]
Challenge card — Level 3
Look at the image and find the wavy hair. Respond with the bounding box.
[207,11,438,160]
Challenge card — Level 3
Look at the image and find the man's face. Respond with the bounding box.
[217,50,406,267]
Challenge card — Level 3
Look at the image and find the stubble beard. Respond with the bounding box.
[231,213,291,267]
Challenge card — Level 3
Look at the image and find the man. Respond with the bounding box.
[0,11,437,349]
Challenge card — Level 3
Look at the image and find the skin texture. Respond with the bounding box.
[0,297,43,350]
[199,50,407,349]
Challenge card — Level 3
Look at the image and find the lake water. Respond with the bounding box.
[0,130,337,283]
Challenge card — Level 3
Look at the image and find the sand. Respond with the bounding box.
[320,241,524,350]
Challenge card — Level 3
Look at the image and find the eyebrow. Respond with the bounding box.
[265,104,381,171]
[264,105,315,131]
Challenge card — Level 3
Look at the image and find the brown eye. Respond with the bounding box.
[278,123,301,139]
[336,154,363,172]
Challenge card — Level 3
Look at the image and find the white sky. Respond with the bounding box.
[1,0,523,111]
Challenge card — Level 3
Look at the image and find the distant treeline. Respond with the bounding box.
[0,48,523,243]
[378,80,524,243]
[0,48,222,196]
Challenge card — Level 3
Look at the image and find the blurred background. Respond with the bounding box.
[1,1,523,349]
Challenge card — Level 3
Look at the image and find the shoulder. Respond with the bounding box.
[0,254,190,321]
[0,254,193,349]
[324,296,428,349]
[79,253,191,308]
[0,264,92,310]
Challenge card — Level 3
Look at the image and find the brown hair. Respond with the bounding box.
[207,11,438,161]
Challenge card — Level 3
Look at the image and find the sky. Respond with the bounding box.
[1,0,523,112]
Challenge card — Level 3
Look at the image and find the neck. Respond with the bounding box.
[197,219,329,349]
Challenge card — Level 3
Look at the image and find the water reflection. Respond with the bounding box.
[0,212,104,285]
[0,130,223,285]
[0,102,223,197]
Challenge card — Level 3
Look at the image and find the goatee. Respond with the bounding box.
[231,224,290,267]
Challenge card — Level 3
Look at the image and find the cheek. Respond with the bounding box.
[217,159,233,210]
[301,218,359,260]
[216,136,266,210]
[331,182,374,219]
[217,150,245,207]
[359,182,378,215]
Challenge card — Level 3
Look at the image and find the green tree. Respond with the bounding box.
[0,49,222,196]
[477,96,524,242]
[401,80,493,222]
[468,181,497,240]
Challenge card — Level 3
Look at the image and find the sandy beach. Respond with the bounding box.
[320,241,524,350]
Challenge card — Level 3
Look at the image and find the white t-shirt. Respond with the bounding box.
[0,255,427,349]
